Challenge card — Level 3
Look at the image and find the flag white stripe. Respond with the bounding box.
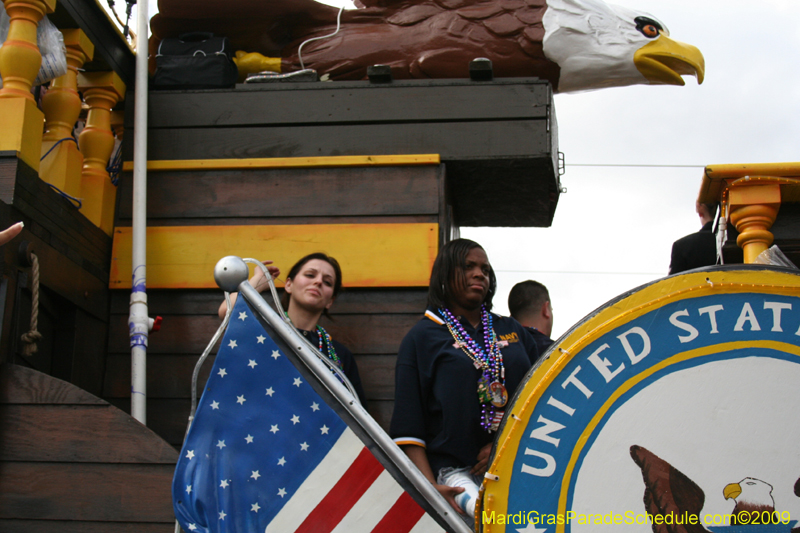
[410,512,449,533]
[330,469,405,533]
[266,428,364,532]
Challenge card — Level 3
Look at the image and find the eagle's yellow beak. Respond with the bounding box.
[634,33,705,86]
[723,482,742,500]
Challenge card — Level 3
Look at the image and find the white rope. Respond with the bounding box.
[716,217,727,266]
[297,4,345,70]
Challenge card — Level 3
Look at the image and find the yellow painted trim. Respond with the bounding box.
[699,162,800,204]
[77,71,126,99]
[61,28,95,60]
[552,340,800,531]
[110,223,439,289]
[120,154,441,173]
[0,97,44,171]
[483,268,800,530]
[705,162,800,180]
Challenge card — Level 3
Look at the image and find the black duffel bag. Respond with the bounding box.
[153,32,239,90]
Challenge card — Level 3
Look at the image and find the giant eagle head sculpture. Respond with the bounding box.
[543,0,704,91]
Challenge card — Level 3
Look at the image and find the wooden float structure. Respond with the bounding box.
[0,0,797,531]
[0,1,562,529]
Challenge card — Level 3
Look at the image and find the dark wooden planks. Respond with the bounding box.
[0,156,112,323]
[116,165,441,221]
[135,120,550,162]
[321,314,420,354]
[107,312,418,355]
[10,226,109,320]
[139,80,551,129]
[103,353,216,398]
[108,398,198,446]
[109,287,427,315]
[0,462,175,522]
[120,78,561,227]
[0,404,177,463]
[11,156,111,277]
[124,80,558,231]
[358,355,396,401]
[0,519,175,533]
[0,363,104,404]
[369,399,393,431]
[0,364,178,530]
[447,156,560,227]
[0,153,18,204]
[67,310,108,397]
[108,314,222,354]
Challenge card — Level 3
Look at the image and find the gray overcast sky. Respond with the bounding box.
[124,0,800,338]
[464,0,800,337]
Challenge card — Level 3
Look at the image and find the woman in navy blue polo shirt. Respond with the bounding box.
[390,239,539,524]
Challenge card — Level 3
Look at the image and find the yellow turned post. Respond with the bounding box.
[40,29,94,196]
[0,0,57,171]
[77,71,125,235]
[728,184,781,263]
[699,162,800,263]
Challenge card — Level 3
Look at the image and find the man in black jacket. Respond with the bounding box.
[669,202,718,274]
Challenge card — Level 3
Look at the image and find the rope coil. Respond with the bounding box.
[20,252,42,356]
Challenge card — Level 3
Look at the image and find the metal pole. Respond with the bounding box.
[129,0,150,424]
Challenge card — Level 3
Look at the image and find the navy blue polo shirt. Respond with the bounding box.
[298,328,368,407]
[390,309,539,474]
[525,326,554,355]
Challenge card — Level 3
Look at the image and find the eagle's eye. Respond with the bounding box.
[634,16,663,39]
[641,24,658,38]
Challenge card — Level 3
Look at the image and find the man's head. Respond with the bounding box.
[508,280,553,337]
[696,201,717,226]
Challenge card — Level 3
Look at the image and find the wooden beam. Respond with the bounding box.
[135,81,551,129]
[110,223,438,289]
[116,165,441,221]
[121,154,440,172]
[0,462,174,522]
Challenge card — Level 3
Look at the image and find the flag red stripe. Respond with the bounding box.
[369,490,427,533]
[295,446,385,533]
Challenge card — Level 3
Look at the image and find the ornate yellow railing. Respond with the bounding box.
[699,162,800,263]
[0,0,126,236]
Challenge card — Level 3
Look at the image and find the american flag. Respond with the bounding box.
[173,295,450,532]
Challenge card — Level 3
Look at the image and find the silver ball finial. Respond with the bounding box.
[214,256,249,292]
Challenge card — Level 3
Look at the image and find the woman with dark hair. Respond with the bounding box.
[390,239,539,523]
[218,253,367,405]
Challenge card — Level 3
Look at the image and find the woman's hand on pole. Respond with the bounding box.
[434,483,466,515]
[251,260,280,292]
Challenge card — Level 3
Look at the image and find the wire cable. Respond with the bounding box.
[566,163,705,168]
[297,3,345,70]
[40,137,78,162]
